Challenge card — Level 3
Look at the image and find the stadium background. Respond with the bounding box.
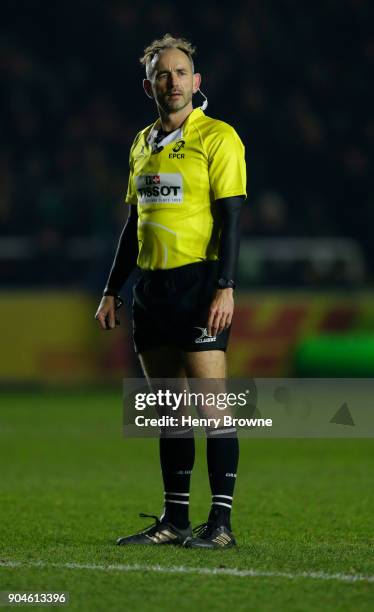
[1,0,373,385]
[1,4,374,611]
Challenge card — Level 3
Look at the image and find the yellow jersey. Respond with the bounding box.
[125,107,246,270]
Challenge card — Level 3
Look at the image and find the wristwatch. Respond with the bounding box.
[217,278,236,290]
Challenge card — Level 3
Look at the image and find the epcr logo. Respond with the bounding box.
[172,140,185,152]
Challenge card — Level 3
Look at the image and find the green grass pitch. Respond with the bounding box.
[0,390,373,611]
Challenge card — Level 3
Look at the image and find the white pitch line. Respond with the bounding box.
[1,560,374,584]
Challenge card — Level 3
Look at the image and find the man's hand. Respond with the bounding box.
[95,295,117,330]
[207,288,234,337]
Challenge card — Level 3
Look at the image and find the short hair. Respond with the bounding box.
[140,34,196,79]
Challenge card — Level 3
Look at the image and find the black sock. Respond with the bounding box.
[159,429,195,529]
[206,431,239,531]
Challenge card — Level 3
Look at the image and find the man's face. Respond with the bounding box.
[147,48,197,114]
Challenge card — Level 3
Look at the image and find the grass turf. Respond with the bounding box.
[0,390,373,611]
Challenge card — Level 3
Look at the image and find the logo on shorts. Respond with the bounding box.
[194,327,217,344]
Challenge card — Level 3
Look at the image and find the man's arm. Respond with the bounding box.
[216,196,244,283]
[95,206,138,330]
[207,196,244,337]
[103,206,138,295]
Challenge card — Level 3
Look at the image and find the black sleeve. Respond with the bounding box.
[216,195,245,284]
[103,206,138,295]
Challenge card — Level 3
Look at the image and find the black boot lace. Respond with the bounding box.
[138,513,161,532]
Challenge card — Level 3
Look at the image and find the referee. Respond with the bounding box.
[95,34,246,549]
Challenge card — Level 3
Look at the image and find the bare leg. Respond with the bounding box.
[139,345,186,379]
[183,350,226,379]
[184,350,228,424]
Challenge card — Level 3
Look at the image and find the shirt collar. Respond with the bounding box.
[146,108,204,151]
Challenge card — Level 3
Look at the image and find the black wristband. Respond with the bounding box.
[217,278,236,290]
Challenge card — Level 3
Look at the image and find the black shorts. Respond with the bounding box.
[132,261,231,354]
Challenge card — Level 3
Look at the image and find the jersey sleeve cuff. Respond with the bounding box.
[214,191,247,201]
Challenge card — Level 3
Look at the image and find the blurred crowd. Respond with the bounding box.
[0,0,373,287]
